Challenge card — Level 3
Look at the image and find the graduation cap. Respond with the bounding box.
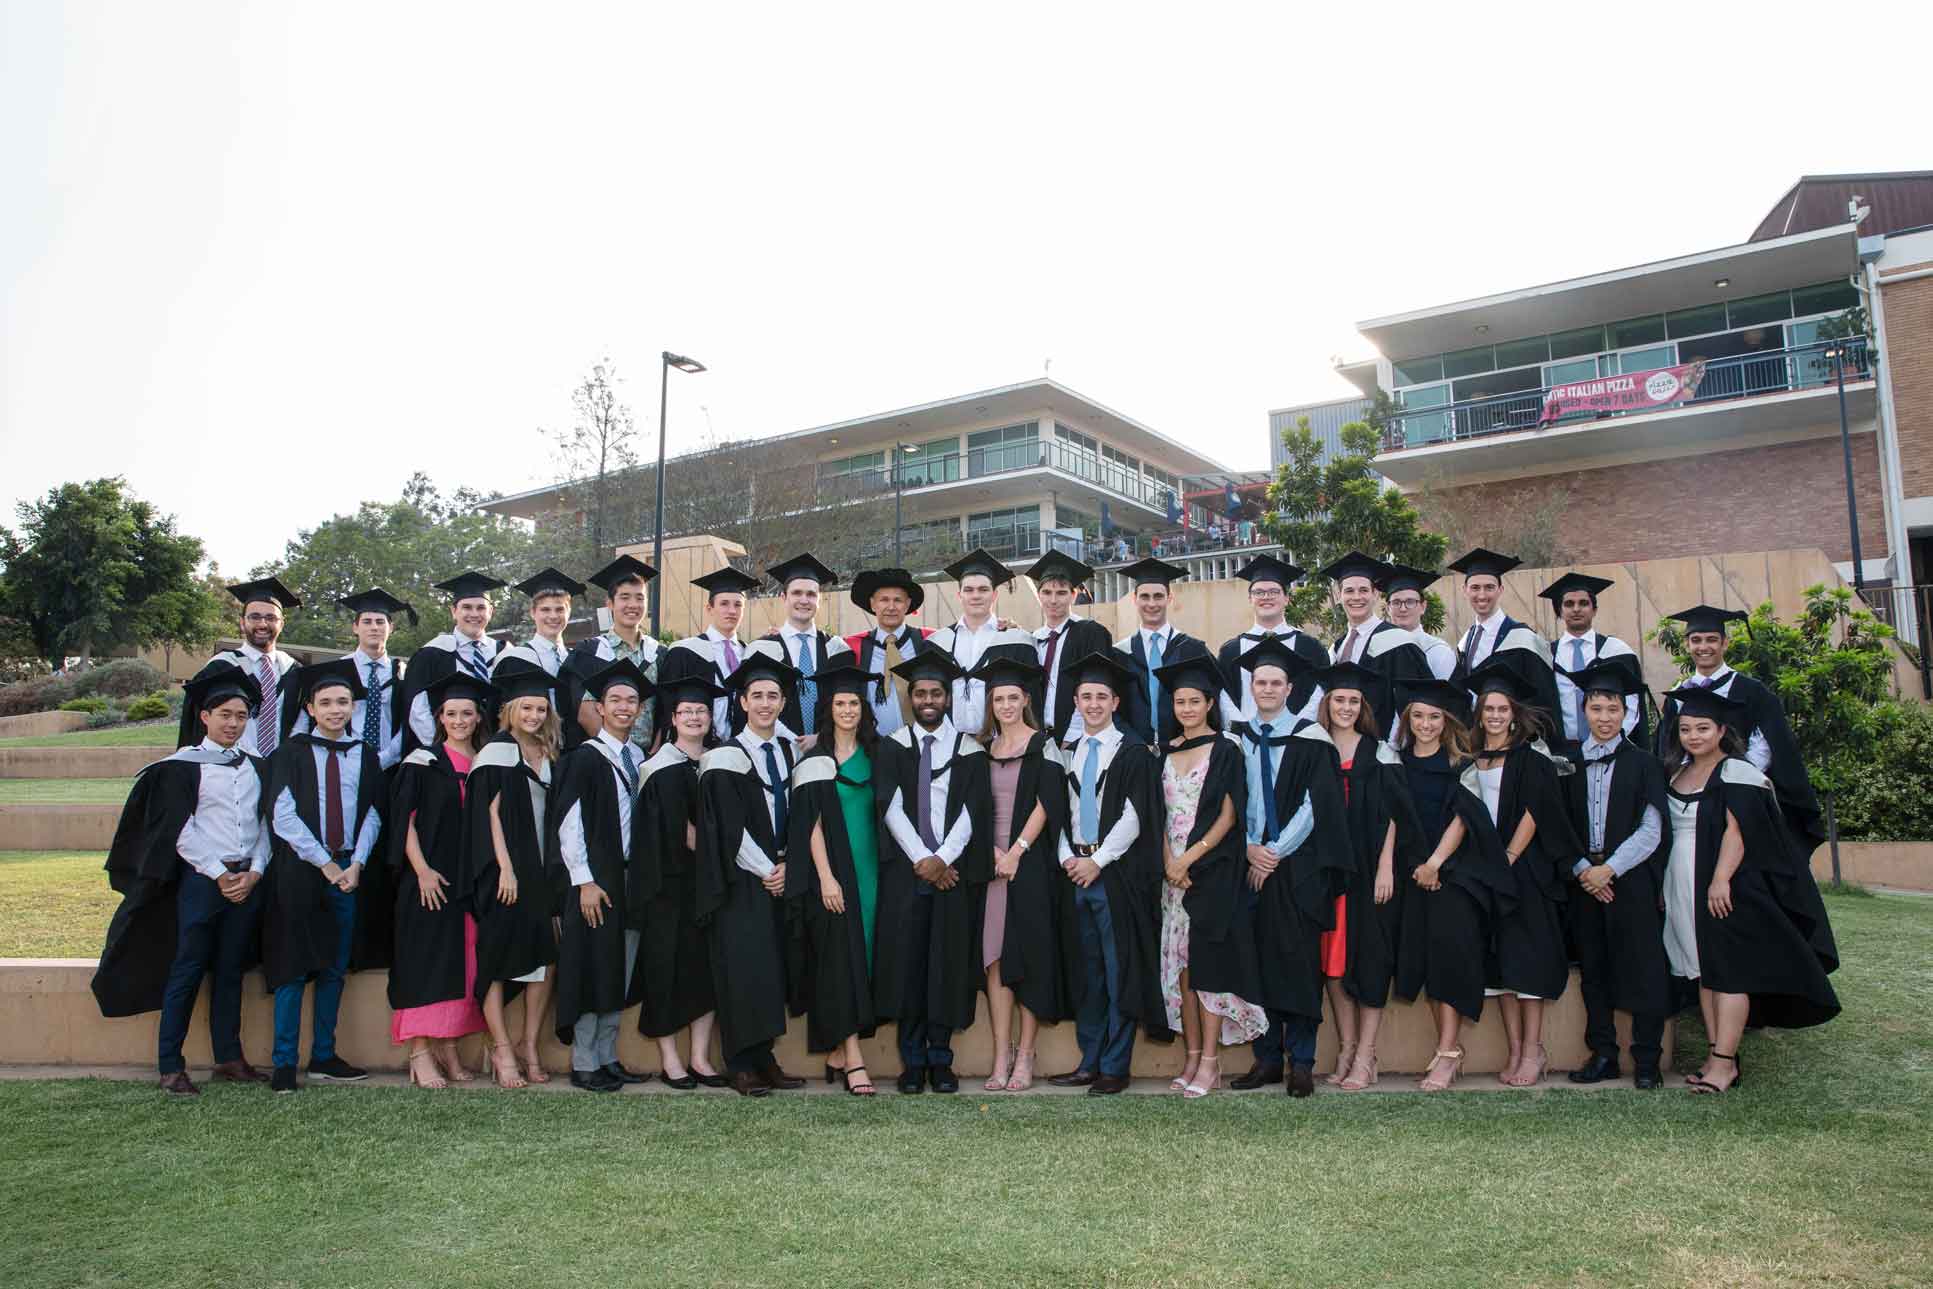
[1234,553,1303,590]
[1152,654,1224,699]
[970,648,1044,695]
[1025,549,1094,588]
[295,658,367,702]
[433,571,507,602]
[767,552,837,590]
[490,659,557,704]
[892,650,965,688]
[1665,683,1747,723]
[1447,547,1521,580]
[513,568,586,599]
[727,640,800,694]
[1118,556,1189,589]
[850,567,925,613]
[1319,551,1391,586]
[1467,658,1534,704]
[659,674,732,711]
[1377,563,1441,596]
[692,566,762,600]
[586,657,653,701]
[1397,678,1472,726]
[226,576,301,611]
[1566,657,1641,699]
[424,671,495,712]
[1537,572,1615,605]
[808,661,878,701]
[183,660,261,713]
[586,555,656,595]
[1315,660,1381,695]
[944,548,1015,589]
[1669,605,1749,636]
[338,588,418,627]
[1067,649,1136,696]
[1238,636,1319,680]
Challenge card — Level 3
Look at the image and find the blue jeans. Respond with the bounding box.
[158,871,262,1074]
[898,1023,954,1070]
[1252,1009,1320,1069]
[272,881,357,1068]
[1074,880,1135,1077]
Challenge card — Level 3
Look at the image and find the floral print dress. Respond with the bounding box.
[1159,755,1268,1046]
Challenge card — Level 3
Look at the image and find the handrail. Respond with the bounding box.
[817,437,1180,511]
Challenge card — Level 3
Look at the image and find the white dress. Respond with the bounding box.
[1476,765,1503,824]
[1663,791,1701,979]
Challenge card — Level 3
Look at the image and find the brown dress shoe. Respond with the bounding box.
[1286,1064,1315,1098]
[1048,1068,1097,1087]
[730,1071,772,1098]
[760,1062,806,1091]
[1086,1073,1130,1095]
[159,1071,199,1096]
[211,1059,269,1084]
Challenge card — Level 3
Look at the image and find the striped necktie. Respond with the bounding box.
[254,656,279,756]
[461,639,490,680]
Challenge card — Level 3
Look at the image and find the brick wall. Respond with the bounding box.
[1882,268,1933,502]
[1418,434,1887,566]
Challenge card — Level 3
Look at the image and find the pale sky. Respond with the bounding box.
[4,1,1926,575]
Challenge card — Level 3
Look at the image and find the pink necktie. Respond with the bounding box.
[720,638,738,673]
[254,657,278,754]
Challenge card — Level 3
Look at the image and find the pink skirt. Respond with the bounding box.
[390,913,488,1042]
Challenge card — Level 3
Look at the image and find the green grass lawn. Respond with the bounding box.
[0,720,174,748]
[0,890,1928,1286]
[0,851,115,957]
[0,778,134,804]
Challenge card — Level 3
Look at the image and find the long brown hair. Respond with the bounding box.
[1318,688,1382,741]
[1473,689,1550,750]
[987,680,1041,740]
[1398,701,1473,767]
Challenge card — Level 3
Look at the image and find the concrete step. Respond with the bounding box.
[0,746,169,779]
[0,712,88,739]
[0,804,118,851]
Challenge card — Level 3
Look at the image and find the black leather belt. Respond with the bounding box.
[1071,843,1098,858]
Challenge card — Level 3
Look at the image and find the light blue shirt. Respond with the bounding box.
[1241,719,1315,860]
[272,738,381,869]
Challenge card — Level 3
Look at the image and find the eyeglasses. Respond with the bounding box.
[243,613,282,625]
[1388,597,1423,609]
[1247,587,1283,598]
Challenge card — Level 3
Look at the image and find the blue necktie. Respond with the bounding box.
[795,634,817,730]
[1079,736,1101,842]
[462,640,490,681]
[762,741,789,844]
[1146,632,1165,734]
[618,743,639,796]
[1257,721,1279,841]
[1568,637,1587,739]
[362,660,383,761]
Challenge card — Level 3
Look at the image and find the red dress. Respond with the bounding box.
[1318,757,1350,978]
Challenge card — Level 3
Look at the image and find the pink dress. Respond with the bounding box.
[1158,756,1268,1045]
[390,746,488,1043]
[982,755,1022,969]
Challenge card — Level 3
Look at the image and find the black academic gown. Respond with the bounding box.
[260,734,387,990]
[557,637,660,753]
[1658,672,1823,844]
[1169,734,1262,1001]
[695,741,794,1059]
[1394,749,1518,1021]
[1241,719,1352,1022]
[784,746,888,1052]
[871,728,993,1034]
[175,652,301,750]
[1483,741,1587,1001]
[1216,630,1326,721]
[631,743,717,1037]
[989,732,1078,1022]
[545,741,639,1040]
[760,629,852,738]
[1042,618,1115,735]
[1552,636,1649,750]
[1565,738,1672,1021]
[658,637,741,737]
[398,640,488,760]
[1683,759,1839,1028]
[1114,631,1212,746]
[1339,739,1425,1008]
[464,734,557,1002]
[1061,730,1171,1041]
[91,752,269,1017]
[385,746,472,1010]
[1357,625,1436,733]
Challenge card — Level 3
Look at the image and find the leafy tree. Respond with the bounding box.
[0,478,220,666]
[1262,398,1449,637]
[546,360,641,560]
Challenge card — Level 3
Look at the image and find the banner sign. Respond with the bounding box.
[1540,359,1707,424]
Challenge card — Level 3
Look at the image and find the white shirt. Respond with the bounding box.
[228,643,296,758]
[1462,610,1508,670]
[883,720,974,867]
[557,729,639,887]
[1056,724,1141,869]
[289,651,402,769]
[1685,668,1773,771]
[1240,720,1316,859]
[936,616,1003,735]
[1332,616,1383,664]
[1476,764,1503,824]
[526,633,568,676]
[272,739,381,869]
[1034,615,1079,740]
[733,728,794,877]
[1221,622,1323,728]
[1553,632,1640,741]
[409,631,497,744]
[174,740,270,878]
[862,626,919,737]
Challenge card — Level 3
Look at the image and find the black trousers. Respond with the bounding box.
[1571,888,1664,1068]
[726,1039,775,1075]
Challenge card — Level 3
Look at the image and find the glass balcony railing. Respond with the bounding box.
[817,438,1181,512]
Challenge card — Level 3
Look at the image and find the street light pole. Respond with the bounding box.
[651,350,707,637]
[891,442,915,566]
[1830,341,1866,592]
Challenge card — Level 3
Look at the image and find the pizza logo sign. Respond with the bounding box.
[1644,370,1682,402]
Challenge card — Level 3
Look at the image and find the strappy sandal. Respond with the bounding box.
[439,1041,475,1083]
[1338,1048,1378,1091]
[520,1040,550,1084]
[1419,1047,1463,1092]
[984,1046,1014,1092]
[1183,1053,1220,1100]
[488,1041,527,1089]
[408,1050,448,1090]
[843,1064,876,1097]
[1504,1043,1548,1088]
[1325,1042,1358,1087]
[1169,1048,1203,1092]
[1005,1048,1036,1092]
[1688,1050,1740,1094]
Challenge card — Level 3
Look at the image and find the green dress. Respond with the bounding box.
[835,746,880,960]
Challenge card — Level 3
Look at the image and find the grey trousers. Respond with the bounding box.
[571,929,640,1072]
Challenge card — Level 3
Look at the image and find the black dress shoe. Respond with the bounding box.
[306,1055,368,1082]
[729,1071,771,1098]
[570,1068,622,1093]
[929,1064,960,1093]
[1230,1063,1282,1091]
[159,1070,199,1096]
[897,1067,925,1094]
[1087,1073,1129,1095]
[1633,1066,1663,1090]
[1567,1053,1620,1085]
[271,1066,299,1094]
[760,1062,806,1091]
[1286,1064,1315,1098]
[211,1059,269,1084]
[602,1062,649,1085]
[691,1071,729,1088]
[1048,1068,1097,1087]
[659,1071,699,1090]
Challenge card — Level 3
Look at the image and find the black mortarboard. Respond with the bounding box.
[1315,660,1381,695]
[227,576,301,610]
[184,660,261,713]
[339,588,418,627]
[944,548,1015,589]
[892,650,965,687]
[1319,551,1392,586]
[587,657,653,701]
[1665,683,1747,722]
[727,641,800,694]
[970,648,1043,695]
[1235,553,1304,589]
[1537,572,1615,605]
[660,675,731,711]
[1398,679,1472,726]
[514,568,586,599]
[295,658,366,702]
[490,659,556,703]
[434,571,508,601]
[1468,658,1534,703]
[1025,550,1094,588]
[1118,556,1189,589]
[1069,649,1136,695]
[850,567,925,613]
[1447,547,1521,580]
[1566,658,1641,699]
[767,552,838,590]
[810,661,878,700]
[586,555,656,595]
[1377,563,1441,596]
[1152,655,1224,700]
[692,566,762,599]
[425,672,495,712]
[1238,636,1318,680]
[1669,605,1749,636]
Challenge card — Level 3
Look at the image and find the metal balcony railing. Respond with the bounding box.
[817,438,1180,512]
[1382,337,1872,452]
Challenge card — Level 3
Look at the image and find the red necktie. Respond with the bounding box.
[1042,626,1062,680]
[325,749,345,852]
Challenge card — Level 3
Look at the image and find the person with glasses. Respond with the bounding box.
[1379,564,1457,681]
[1216,554,1327,730]
[180,576,302,755]
[402,571,506,759]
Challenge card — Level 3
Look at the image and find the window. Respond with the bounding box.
[1493,336,1550,370]
[818,450,886,493]
[1101,443,1140,472]
[1442,345,1495,379]
[966,505,1040,559]
[1792,280,1858,317]
[1549,325,1607,360]
[1608,315,1667,348]
[1142,464,1180,494]
[1053,422,1097,454]
[1666,303,1728,340]
[1056,502,1098,537]
[966,422,1039,476]
[1398,384,1451,446]
[1393,355,1444,386]
[1727,291,1792,328]
[897,436,961,487]
[1615,344,1675,374]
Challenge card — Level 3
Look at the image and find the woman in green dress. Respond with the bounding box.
[786,663,889,1095]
